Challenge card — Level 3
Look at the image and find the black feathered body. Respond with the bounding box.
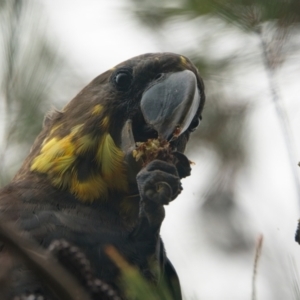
[0,53,205,300]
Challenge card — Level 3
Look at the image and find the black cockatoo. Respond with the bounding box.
[0,53,205,300]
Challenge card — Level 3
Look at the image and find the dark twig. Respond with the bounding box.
[251,234,263,300]
[0,220,91,300]
[257,25,300,210]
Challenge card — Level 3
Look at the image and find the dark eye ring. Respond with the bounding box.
[114,70,133,91]
[189,117,200,132]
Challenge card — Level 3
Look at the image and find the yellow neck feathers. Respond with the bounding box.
[30,122,128,202]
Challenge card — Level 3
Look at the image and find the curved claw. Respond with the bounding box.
[144,181,172,205]
[155,182,173,205]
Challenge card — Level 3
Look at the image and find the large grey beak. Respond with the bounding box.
[140,70,200,141]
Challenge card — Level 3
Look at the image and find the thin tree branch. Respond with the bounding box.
[257,25,300,210]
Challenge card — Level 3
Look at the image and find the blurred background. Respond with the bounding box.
[1,0,300,299]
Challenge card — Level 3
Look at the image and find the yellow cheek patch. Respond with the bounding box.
[31,124,128,202]
[71,124,84,134]
[96,133,128,192]
[31,136,75,173]
[100,116,110,130]
[49,124,62,138]
[92,104,104,115]
[75,134,96,154]
[70,172,108,201]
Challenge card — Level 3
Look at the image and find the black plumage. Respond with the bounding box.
[0,53,205,300]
